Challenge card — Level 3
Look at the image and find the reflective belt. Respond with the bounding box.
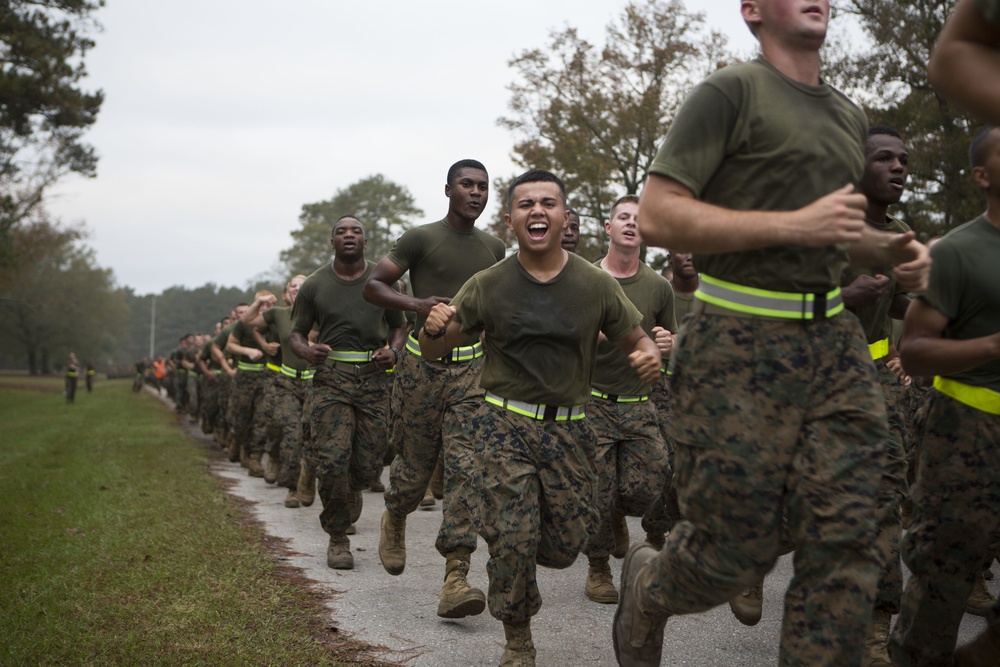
[933,376,1000,416]
[591,389,649,403]
[326,360,381,377]
[237,361,265,372]
[485,391,585,421]
[697,274,844,321]
[406,333,484,363]
[87,370,95,376]
[327,349,375,363]
[280,364,315,381]
[266,362,281,373]
[67,372,78,377]
[211,369,223,375]
[869,338,890,361]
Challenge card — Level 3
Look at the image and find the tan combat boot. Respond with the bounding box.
[283,489,300,508]
[437,548,486,618]
[379,510,406,575]
[585,556,619,604]
[729,581,763,626]
[296,463,315,507]
[966,570,996,617]
[862,608,893,667]
[327,535,353,570]
[263,454,279,484]
[419,487,436,509]
[613,543,670,667]
[247,452,265,478]
[612,508,630,559]
[500,621,536,667]
[226,437,239,463]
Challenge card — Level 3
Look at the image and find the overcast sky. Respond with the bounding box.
[47,1,768,295]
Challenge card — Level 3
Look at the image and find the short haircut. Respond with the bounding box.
[505,169,567,213]
[332,215,365,238]
[567,208,580,220]
[235,302,249,308]
[970,125,998,170]
[868,125,901,140]
[610,194,640,220]
[447,159,487,186]
[254,290,274,300]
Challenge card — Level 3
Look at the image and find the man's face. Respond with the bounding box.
[332,218,366,258]
[505,181,568,257]
[446,168,489,223]
[184,335,195,347]
[744,0,829,45]
[973,128,1000,193]
[670,251,696,279]
[860,134,908,208]
[605,202,641,250]
[233,305,248,320]
[562,212,581,252]
[284,276,304,306]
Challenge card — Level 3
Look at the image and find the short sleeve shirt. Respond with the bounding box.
[231,320,262,364]
[451,253,643,406]
[841,214,911,343]
[649,57,867,293]
[386,219,506,342]
[293,261,405,351]
[264,306,311,372]
[919,215,1000,392]
[592,262,676,396]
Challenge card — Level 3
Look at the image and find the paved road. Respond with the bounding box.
[171,408,994,666]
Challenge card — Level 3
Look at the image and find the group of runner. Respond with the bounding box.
[140,0,1000,665]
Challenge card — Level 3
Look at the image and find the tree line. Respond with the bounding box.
[0,0,979,374]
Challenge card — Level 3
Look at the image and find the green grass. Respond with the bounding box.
[0,377,388,666]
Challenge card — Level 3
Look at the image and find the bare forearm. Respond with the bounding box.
[929,0,1000,125]
[900,334,1000,379]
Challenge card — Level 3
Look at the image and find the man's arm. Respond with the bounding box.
[638,174,867,254]
[226,332,262,361]
[251,328,279,358]
[242,293,277,329]
[362,257,451,317]
[417,303,464,360]
[899,298,1000,378]
[845,227,931,294]
[289,331,329,366]
[211,342,236,378]
[614,327,662,385]
[929,0,1000,125]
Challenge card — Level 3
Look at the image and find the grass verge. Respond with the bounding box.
[0,375,389,666]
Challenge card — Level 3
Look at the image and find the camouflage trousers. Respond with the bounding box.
[232,370,267,457]
[643,373,683,539]
[271,374,309,490]
[199,373,222,434]
[214,373,233,445]
[636,310,888,667]
[874,361,908,614]
[385,350,484,556]
[473,400,599,623]
[889,392,1000,666]
[306,364,389,538]
[185,373,199,418]
[583,397,669,560]
[253,370,281,459]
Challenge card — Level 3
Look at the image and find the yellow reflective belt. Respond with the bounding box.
[406,333,484,362]
[869,338,890,361]
[697,274,844,320]
[591,389,649,403]
[87,370,95,376]
[280,364,315,380]
[67,372,78,377]
[266,362,281,373]
[237,361,265,372]
[933,376,1000,415]
[484,391,585,421]
[327,349,374,363]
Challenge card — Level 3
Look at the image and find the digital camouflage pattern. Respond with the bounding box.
[889,393,1000,666]
[472,401,599,623]
[874,361,908,614]
[583,398,669,560]
[385,350,485,556]
[198,373,222,434]
[232,370,267,458]
[305,364,390,537]
[637,309,888,667]
[271,374,309,489]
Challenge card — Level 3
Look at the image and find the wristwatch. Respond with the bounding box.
[422,324,446,340]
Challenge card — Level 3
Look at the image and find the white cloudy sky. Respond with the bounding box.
[48,0,771,295]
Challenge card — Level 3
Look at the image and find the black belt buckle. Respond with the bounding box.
[812,292,827,321]
[542,405,559,421]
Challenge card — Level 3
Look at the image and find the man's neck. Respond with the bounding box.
[866,202,890,226]
[332,256,367,280]
[985,201,1000,230]
[601,247,640,279]
[444,211,476,231]
[517,248,568,282]
[759,41,822,86]
[671,273,699,296]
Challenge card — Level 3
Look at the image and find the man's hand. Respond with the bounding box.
[414,296,452,318]
[261,341,280,357]
[885,355,912,387]
[794,185,867,247]
[424,303,457,335]
[842,274,891,309]
[303,343,331,366]
[373,347,395,370]
[888,232,931,293]
[246,348,263,362]
[628,348,662,385]
[651,326,674,357]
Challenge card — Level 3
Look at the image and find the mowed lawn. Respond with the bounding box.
[0,374,387,666]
